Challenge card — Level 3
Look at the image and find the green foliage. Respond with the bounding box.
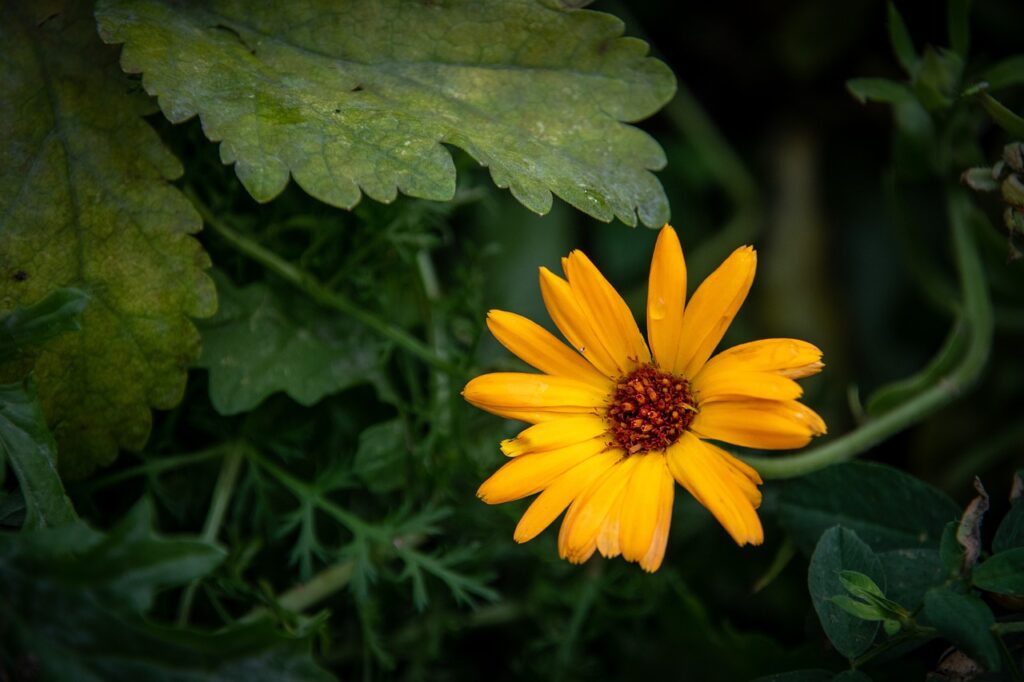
[0,2,216,477]
[198,272,389,415]
[972,548,1024,595]
[923,588,1001,671]
[808,527,885,659]
[0,499,331,681]
[0,379,76,530]
[993,481,1024,552]
[778,462,959,554]
[95,0,675,227]
[0,288,89,363]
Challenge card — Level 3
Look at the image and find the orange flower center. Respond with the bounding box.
[605,365,696,454]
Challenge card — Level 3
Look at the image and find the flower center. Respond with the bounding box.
[606,365,696,454]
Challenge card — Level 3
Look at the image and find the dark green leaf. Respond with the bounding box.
[867,318,968,416]
[0,2,217,477]
[972,548,1024,595]
[198,272,388,415]
[0,379,76,529]
[981,55,1024,91]
[912,47,962,111]
[979,93,1024,138]
[947,0,970,56]
[353,419,407,494]
[887,3,918,72]
[0,288,88,363]
[846,78,914,105]
[0,499,331,681]
[95,0,676,227]
[779,462,959,554]
[833,672,872,682]
[994,499,1024,553]
[878,548,945,611]
[923,588,1001,671]
[808,526,885,659]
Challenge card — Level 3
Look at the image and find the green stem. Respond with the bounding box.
[416,249,454,439]
[177,444,245,625]
[994,621,1024,635]
[276,559,356,613]
[81,446,227,491]
[851,626,937,669]
[187,190,461,376]
[742,189,993,479]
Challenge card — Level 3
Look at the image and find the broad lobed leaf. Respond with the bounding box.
[197,271,389,415]
[95,0,675,227]
[0,2,216,477]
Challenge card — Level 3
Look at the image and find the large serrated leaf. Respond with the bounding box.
[0,2,216,477]
[95,0,675,227]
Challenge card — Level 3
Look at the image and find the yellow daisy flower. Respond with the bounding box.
[463,225,826,572]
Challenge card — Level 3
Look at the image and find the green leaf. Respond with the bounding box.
[994,497,1024,553]
[198,272,388,415]
[0,379,76,529]
[940,520,965,577]
[981,55,1024,91]
[353,419,407,494]
[877,548,945,611]
[0,288,88,363]
[39,499,226,611]
[846,78,914,105]
[0,3,217,478]
[779,462,960,554]
[808,526,885,659]
[95,0,676,227]
[866,318,968,416]
[947,0,970,57]
[923,588,1001,671]
[979,93,1024,138]
[972,548,1024,595]
[912,48,962,111]
[0,502,332,681]
[887,3,919,73]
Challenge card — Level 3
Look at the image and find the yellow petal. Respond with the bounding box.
[514,450,622,543]
[640,466,674,572]
[666,433,763,546]
[619,453,674,568]
[690,399,827,450]
[647,225,687,372]
[500,414,610,457]
[692,368,803,404]
[671,246,757,377]
[700,338,824,380]
[486,310,610,389]
[462,372,606,421]
[703,440,763,507]
[477,437,609,504]
[539,268,621,378]
[558,456,640,564]
[596,487,626,559]
[563,250,650,372]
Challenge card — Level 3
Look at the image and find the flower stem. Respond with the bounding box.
[187,190,462,377]
[177,443,245,625]
[742,189,993,479]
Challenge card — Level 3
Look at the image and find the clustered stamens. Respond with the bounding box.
[606,365,696,454]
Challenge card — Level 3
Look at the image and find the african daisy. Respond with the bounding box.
[463,225,825,572]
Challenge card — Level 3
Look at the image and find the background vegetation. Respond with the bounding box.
[1,1,1023,680]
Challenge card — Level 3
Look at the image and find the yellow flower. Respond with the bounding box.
[463,226,825,572]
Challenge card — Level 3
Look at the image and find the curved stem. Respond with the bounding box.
[742,189,993,479]
[187,190,461,377]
